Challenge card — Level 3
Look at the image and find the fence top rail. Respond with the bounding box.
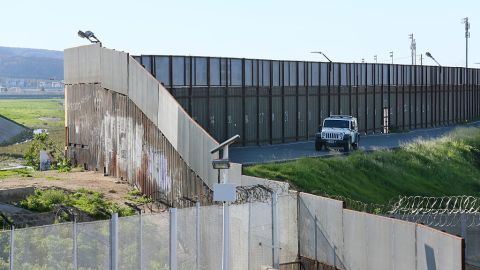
[134,54,480,70]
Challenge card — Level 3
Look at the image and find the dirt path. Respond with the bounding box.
[0,170,134,206]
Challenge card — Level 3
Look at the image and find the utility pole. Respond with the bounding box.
[374,55,377,63]
[389,51,394,64]
[409,34,416,65]
[462,17,470,68]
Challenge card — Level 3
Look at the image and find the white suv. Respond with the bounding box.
[315,115,359,152]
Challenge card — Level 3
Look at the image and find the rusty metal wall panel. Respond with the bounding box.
[66,84,212,208]
[227,95,243,139]
[284,94,296,142]
[298,94,307,140]
[271,96,283,143]
[307,92,319,138]
[244,93,258,145]
[209,94,226,143]
[258,89,270,144]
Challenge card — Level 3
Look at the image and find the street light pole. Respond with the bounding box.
[210,135,240,270]
[462,17,470,68]
[409,34,416,65]
[425,52,441,67]
[389,52,394,64]
[310,51,332,63]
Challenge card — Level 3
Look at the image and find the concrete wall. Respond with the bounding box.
[129,58,159,125]
[0,115,29,144]
[299,193,344,266]
[64,44,101,84]
[64,44,222,189]
[298,193,464,270]
[416,224,464,270]
[278,193,298,263]
[101,47,128,95]
[342,210,417,270]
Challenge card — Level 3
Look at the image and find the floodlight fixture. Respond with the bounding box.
[212,159,231,170]
[425,52,441,66]
[77,30,102,46]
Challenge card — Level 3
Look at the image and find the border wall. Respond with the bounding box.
[135,55,480,146]
[64,45,466,269]
[64,44,222,207]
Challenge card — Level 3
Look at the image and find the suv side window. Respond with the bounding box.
[350,121,355,130]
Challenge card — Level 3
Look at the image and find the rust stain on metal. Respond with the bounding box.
[65,84,212,208]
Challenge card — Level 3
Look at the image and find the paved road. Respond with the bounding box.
[230,121,480,165]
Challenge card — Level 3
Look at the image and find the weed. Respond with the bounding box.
[125,189,153,205]
[0,168,33,179]
[20,188,135,218]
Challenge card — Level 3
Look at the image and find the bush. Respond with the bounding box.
[24,133,71,172]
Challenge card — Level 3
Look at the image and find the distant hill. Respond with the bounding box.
[0,47,63,80]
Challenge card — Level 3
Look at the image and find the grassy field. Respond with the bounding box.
[0,99,64,157]
[244,128,480,205]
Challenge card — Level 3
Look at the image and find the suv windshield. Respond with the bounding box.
[323,119,349,128]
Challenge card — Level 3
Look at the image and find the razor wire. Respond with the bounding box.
[234,184,274,204]
[387,195,480,227]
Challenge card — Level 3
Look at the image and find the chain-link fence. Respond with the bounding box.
[0,194,297,270]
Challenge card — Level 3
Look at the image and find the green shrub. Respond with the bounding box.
[24,133,71,172]
[20,188,134,219]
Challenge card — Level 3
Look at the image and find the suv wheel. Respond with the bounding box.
[344,142,352,152]
[352,143,358,150]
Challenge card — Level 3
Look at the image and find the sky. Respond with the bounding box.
[2,0,479,67]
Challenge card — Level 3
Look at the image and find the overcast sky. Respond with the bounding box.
[2,0,478,67]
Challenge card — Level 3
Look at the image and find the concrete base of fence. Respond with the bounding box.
[0,187,35,202]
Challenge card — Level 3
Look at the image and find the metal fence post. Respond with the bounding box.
[272,192,279,269]
[110,213,118,270]
[314,215,318,265]
[139,213,144,270]
[222,203,230,270]
[248,202,252,270]
[9,225,14,270]
[170,208,177,270]
[196,202,200,270]
[461,213,467,244]
[73,219,77,270]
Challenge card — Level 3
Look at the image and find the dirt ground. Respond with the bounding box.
[0,170,135,206]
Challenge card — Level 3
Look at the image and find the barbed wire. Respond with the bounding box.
[387,196,480,227]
